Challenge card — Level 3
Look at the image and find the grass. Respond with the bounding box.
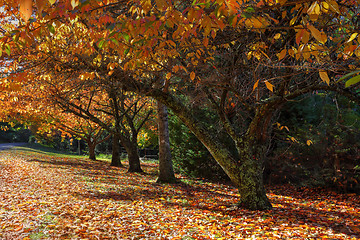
[1,145,360,239]
[13,143,90,160]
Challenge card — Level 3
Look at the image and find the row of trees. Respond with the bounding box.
[0,0,359,210]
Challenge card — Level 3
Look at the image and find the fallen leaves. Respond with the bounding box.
[1,148,359,239]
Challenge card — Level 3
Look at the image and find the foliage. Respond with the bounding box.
[0,122,32,143]
[1,147,360,239]
[267,93,360,192]
[1,0,360,210]
[169,113,229,181]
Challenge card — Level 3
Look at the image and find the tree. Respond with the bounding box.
[156,101,176,183]
[2,0,360,210]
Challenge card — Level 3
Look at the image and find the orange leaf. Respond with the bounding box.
[203,37,209,47]
[190,72,195,81]
[296,29,304,45]
[277,49,287,61]
[35,0,46,13]
[307,24,327,44]
[319,70,330,85]
[265,81,274,92]
[253,80,259,91]
[19,0,33,23]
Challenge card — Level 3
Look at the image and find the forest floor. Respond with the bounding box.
[0,147,359,240]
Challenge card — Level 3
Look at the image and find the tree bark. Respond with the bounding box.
[111,134,124,167]
[87,140,96,160]
[156,101,176,183]
[125,141,143,172]
[236,136,272,210]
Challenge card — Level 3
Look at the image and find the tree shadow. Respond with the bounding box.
[23,156,360,238]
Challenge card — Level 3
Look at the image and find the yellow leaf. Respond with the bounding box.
[190,72,195,81]
[326,0,340,14]
[19,0,33,23]
[265,81,274,92]
[347,33,358,43]
[321,1,329,13]
[48,0,56,5]
[303,45,311,60]
[319,70,330,85]
[307,2,320,15]
[289,16,297,26]
[277,48,287,60]
[306,140,313,146]
[71,0,79,9]
[307,24,327,44]
[274,33,281,40]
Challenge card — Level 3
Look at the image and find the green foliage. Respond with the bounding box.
[169,112,229,182]
[0,122,32,143]
[268,93,360,193]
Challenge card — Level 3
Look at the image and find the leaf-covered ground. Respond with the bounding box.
[0,148,359,239]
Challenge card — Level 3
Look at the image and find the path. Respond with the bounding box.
[0,142,27,151]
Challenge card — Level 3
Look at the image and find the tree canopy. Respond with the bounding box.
[1,0,359,210]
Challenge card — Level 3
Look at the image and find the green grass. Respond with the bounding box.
[11,143,117,164]
[12,143,88,159]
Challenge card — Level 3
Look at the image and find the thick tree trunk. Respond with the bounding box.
[236,136,272,210]
[87,140,96,160]
[111,134,124,167]
[156,102,176,183]
[126,142,143,173]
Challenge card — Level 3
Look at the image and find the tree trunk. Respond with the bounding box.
[156,102,176,183]
[87,140,96,160]
[111,134,124,167]
[235,136,272,210]
[126,142,143,172]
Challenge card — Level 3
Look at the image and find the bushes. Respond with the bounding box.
[169,111,230,182]
[266,93,360,193]
[0,122,32,143]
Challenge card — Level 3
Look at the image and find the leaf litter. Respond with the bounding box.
[0,149,359,239]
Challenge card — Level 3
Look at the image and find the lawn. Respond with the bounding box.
[0,146,359,239]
